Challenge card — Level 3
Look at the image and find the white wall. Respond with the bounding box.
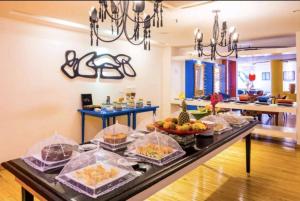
[0,17,165,162]
[283,61,297,91]
[171,60,185,99]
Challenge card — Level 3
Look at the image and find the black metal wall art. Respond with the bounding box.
[61,50,136,80]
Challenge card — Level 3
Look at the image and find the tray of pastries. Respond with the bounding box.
[94,133,135,151]
[57,163,135,198]
[92,123,135,151]
[131,143,185,166]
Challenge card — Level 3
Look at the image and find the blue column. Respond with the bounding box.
[185,60,196,98]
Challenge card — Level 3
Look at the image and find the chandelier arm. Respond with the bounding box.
[122,10,145,45]
[118,0,156,24]
[103,1,126,21]
[215,48,235,57]
[217,43,228,48]
[124,12,156,24]
[92,23,124,42]
[202,51,212,57]
[202,44,211,48]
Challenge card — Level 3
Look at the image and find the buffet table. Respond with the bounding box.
[171,99,297,114]
[2,121,257,201]
[78,106,158,143]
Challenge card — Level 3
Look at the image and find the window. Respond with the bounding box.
[262,72,270,80]
[283,71,295,81]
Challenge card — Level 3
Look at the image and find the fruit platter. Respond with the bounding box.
[153,101,209,136]
[154,119,209,135]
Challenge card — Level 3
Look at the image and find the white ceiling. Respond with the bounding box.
[0,1,300,47]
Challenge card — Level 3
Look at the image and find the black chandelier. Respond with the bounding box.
[194,10,239,60]
[89,0,163,50]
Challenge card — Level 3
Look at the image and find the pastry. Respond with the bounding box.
[136,144,173,160]
[73,164,119,187]
[103,133,127,144]
[146,124,155,132]
[214,123,225,132]
[41,144,73,162]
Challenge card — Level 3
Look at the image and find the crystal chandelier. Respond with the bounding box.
[89,0,163,50]
[194,10,239,60]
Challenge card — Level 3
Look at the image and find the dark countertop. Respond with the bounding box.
[2,121,257,201]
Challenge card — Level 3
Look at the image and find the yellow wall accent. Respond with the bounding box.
[271,60,283,96]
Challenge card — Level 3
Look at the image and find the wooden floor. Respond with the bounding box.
[1,139,299,201]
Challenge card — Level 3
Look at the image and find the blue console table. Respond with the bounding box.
[78,106,158,143]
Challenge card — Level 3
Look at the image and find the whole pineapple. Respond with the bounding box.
[178,100,190,125]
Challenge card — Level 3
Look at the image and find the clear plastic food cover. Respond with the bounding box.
[127,131,185,166]
[56,149,137,198]
[23,134,78,172]
[136,114,157,132]
[218,112,249,127]
[92,123,134,151]
[202,115,232,134]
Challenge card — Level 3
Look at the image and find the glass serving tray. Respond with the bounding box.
[130,148,185,166]
[56,162,136,198]
[23,156,70,172]
[92,137,135,151]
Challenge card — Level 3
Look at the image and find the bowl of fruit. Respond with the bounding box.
[154,101,209,136]
[189,108,211,120]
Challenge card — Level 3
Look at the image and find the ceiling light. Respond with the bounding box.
[194,10,239,60]
[89,0,164,50]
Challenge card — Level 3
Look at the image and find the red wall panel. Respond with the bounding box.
[228,60,237,97]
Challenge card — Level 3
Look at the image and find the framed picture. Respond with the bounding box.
[262,72,270,80]
[81,94,93,108]
[283,71,295,81]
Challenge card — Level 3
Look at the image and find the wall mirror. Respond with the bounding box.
[194,63,205,97]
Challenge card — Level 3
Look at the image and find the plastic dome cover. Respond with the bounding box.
[127,130,185,166]
[218,112,249,126]
[92,122,134,151]
[136,114,157,132]
[56,149,137,198]
[201,115,232,134]
[23,134,78,172]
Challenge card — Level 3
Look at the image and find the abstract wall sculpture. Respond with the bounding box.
[61,50,136,80]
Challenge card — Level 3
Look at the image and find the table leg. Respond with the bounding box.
[275,113,279,126]
[102,117,107,128]
[22,187,33,201]
[132,112,136,129]
[81,113,85,144]
[153,109,157,116]
[113,117,116,124]
[246,134,251,176]
[257,114,262,122]
[127,113,131,128]
[107,117,110,127]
